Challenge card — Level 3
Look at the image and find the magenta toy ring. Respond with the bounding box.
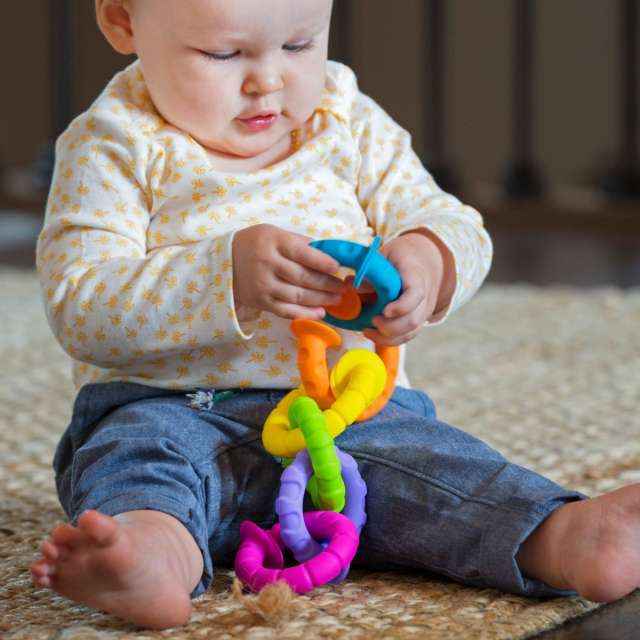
[234,511,359,594]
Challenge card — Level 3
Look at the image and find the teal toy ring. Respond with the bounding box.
[310,236,402,331]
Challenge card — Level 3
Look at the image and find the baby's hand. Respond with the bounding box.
[232,224,345,320]
[363,231,454,346]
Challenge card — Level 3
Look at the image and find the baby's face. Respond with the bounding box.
[129,0,332,160]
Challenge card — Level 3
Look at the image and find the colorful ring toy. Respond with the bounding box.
[291,318,400,422]
[262,349,387,458]
[274,451,367,584]
[291,319,341,409]
[310,236,402,331]
[234,511,359,594]
[274,446,366,564]
[333,345,399,423]
[288,396,345,512]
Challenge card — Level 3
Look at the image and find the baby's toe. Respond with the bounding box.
[31,558,56,579]
[78,510,118,546]
[52,523,85,548]
[32,571,52,588]
[40,540,60,562]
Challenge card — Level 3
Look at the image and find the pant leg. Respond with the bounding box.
[331,387,586,598]
[54,382,282,597]
[56,382,585,599]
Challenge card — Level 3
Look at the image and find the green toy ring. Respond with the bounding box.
[288,396,346,512]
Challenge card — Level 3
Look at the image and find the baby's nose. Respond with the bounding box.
[243,66,284,95]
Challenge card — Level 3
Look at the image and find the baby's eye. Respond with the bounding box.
[201,50,239,61]
[283,40,313,53]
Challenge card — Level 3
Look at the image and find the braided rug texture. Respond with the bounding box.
[1,268,639,639]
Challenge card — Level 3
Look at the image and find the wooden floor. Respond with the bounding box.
[1,205,639,637]
[533,590,640,639]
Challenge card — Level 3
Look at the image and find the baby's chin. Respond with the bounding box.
[199,129,295,162]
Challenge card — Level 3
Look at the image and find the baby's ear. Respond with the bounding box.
[95,0,136,55]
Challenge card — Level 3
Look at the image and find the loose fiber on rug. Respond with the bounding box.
[1,268,639,639]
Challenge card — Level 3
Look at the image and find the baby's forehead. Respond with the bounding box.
[165,0,332,36]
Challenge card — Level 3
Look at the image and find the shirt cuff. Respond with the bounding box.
[211,230,256,341]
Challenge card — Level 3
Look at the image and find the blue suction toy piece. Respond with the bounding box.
[310,236,402,331]
[353,235,381,289]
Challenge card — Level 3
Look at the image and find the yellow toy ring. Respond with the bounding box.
[262,349,387,458]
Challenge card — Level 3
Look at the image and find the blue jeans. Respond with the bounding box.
[53,382,584,598]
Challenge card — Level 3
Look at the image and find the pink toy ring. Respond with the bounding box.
[234,511,359,594]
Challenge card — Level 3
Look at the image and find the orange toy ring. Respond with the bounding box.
[291,319,341,409]
[291,318,399,421]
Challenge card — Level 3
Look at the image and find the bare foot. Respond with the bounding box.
[31,510,203,629]
[517,484,640,602]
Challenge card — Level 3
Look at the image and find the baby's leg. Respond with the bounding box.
[516,483,640,601]
[33,383,282,628]
[335,387,586,598]
[32,508,202,629]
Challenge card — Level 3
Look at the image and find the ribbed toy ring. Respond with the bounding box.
[274,446,367,562]
[291,318,400,422]
[288,395,345,512]
[234,511,359,594]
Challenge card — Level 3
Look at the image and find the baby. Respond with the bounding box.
[32,0,640,630]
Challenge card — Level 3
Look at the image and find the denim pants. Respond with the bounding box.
[53,382,584,598]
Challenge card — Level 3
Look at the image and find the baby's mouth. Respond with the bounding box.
[237,112,279,132]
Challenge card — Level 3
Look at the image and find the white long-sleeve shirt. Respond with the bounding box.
[36,60,492,392]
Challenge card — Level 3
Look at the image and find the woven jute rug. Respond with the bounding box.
[1,268,639,639]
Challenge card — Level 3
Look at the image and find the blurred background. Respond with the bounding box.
[1,0,639,286]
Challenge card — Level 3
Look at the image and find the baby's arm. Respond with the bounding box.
[343,68,492,345]
[37,114,268,370]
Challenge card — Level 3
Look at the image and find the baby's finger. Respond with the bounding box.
[373,297,428,336]
[271,281,343,308]
[270,300,326,321]
[282,237,341,277]
[277,260,345,294]
[363,325,421,347]
[382,276,423,319]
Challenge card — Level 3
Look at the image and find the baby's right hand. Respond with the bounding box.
[232,224,346,320]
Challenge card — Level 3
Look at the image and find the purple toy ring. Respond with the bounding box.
[274,447,367,564]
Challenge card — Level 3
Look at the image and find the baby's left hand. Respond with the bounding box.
[362,231,453,346]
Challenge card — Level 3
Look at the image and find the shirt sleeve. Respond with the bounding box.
[340,68,493,324]
[36,111,254,371]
